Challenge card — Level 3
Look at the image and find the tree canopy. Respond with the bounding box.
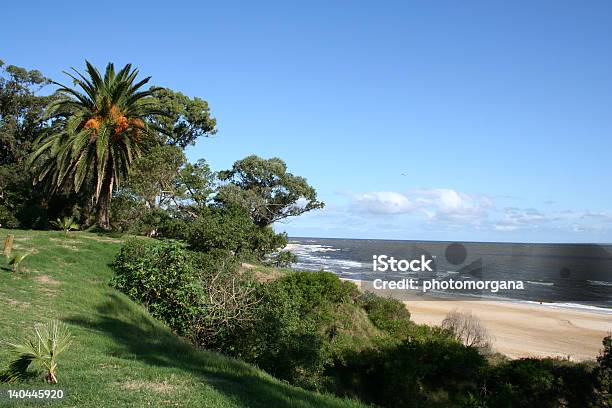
[216,155,324,227]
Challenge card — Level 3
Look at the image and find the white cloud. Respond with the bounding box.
[411,188,491,222]
[349,188,491,223]
[351,191,413,214]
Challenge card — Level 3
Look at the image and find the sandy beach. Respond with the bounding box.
[348,279,611,361]
[404,300,611,361]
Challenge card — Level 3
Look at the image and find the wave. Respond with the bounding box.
[526,280,555,286]
[588,280,612,287]
[523,301,612,314]
[285,243,340,253]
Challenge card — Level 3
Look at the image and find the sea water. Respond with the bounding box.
[285,238,612,313]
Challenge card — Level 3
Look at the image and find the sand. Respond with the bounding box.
[403,300,611,361]
[347,279,612,361]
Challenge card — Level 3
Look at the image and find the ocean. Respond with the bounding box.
[285,237,612,313]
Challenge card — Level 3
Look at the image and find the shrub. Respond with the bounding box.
[441,309,492,351]
[359,292,413,339]
[111,239,257,348]
[332,335,486,407]
[160,206,287,261]
[593,335,612,407]
[229,271,361,390]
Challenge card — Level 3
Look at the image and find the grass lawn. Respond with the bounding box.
[0,229,366,408]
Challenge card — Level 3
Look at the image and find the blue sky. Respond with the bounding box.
[3,1,612,242]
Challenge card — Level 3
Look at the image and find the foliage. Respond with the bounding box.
[28,61,166,230]
[358,292,413,339]
[8,252,31,272]
[148,87,217,148]
[161,206,287,260]
[332,335,486,407]
[266,250,298,268]
[3,320,72,384]
[592,335,612,407]
[111,238,258,348]
[478,357,598,408]
[0,60,53,166]
[229,272,358,389]
[0,61,55,228]
[217,155,324,227]
[126,144,187,208]
[50,216,79,236]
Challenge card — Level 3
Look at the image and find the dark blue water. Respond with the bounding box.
[286,238,612,312]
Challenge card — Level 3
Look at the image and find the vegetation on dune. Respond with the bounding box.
[110,238,612,407]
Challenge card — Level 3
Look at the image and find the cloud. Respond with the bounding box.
[349,188,491,224]
[351,191,413,214]
[412,188,492,222]
[306,188,612,239]
[493,207,548,231]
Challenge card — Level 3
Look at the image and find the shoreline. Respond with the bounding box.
[346,279,612,361]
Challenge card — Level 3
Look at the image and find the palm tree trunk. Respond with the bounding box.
[96,175,113,231]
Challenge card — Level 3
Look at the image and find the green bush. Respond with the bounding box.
[332,335,486,408]
[359,292,413,339]
[160,206,287,261]
[229,271,361,390]
[111,238,256,348]
[593,335,612,407]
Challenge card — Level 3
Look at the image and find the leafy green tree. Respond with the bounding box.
[126,145,187,208]
[148,88,217,147]
[0,61,54,228]
[176,159,216,210]
[217,155,324,227]
[29,62,165,230]
[0,60,52,166]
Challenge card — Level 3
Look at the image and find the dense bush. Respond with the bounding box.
[111,238,258,348]
[592,335,612,407]
[229,271,361,390]
[480,357,597,408]
[358,292,413,339]
[332,335,486,408]
[160,206,287,261]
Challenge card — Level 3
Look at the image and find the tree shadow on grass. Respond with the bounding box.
[65,293,356,408]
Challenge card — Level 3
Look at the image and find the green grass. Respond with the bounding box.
[0,229,366,408]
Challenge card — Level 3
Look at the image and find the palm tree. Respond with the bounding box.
[29,62,164,230]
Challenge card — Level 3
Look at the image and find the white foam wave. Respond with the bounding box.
[526,280,554,286]
[588,280,612,287]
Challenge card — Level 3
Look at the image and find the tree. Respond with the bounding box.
[216,155,324,227]
[0,60,52,166]
[29,62,165,230]
[0,61,54,228]
[148,88,217,147]
[126,145,187,208]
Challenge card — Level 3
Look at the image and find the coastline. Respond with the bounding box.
[346,279,612,361]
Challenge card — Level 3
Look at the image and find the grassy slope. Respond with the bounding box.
[0,229,365,408]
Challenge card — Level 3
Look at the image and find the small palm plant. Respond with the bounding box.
[4,320,72,384]
[8,252,31,273]
[50,217,79,237]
